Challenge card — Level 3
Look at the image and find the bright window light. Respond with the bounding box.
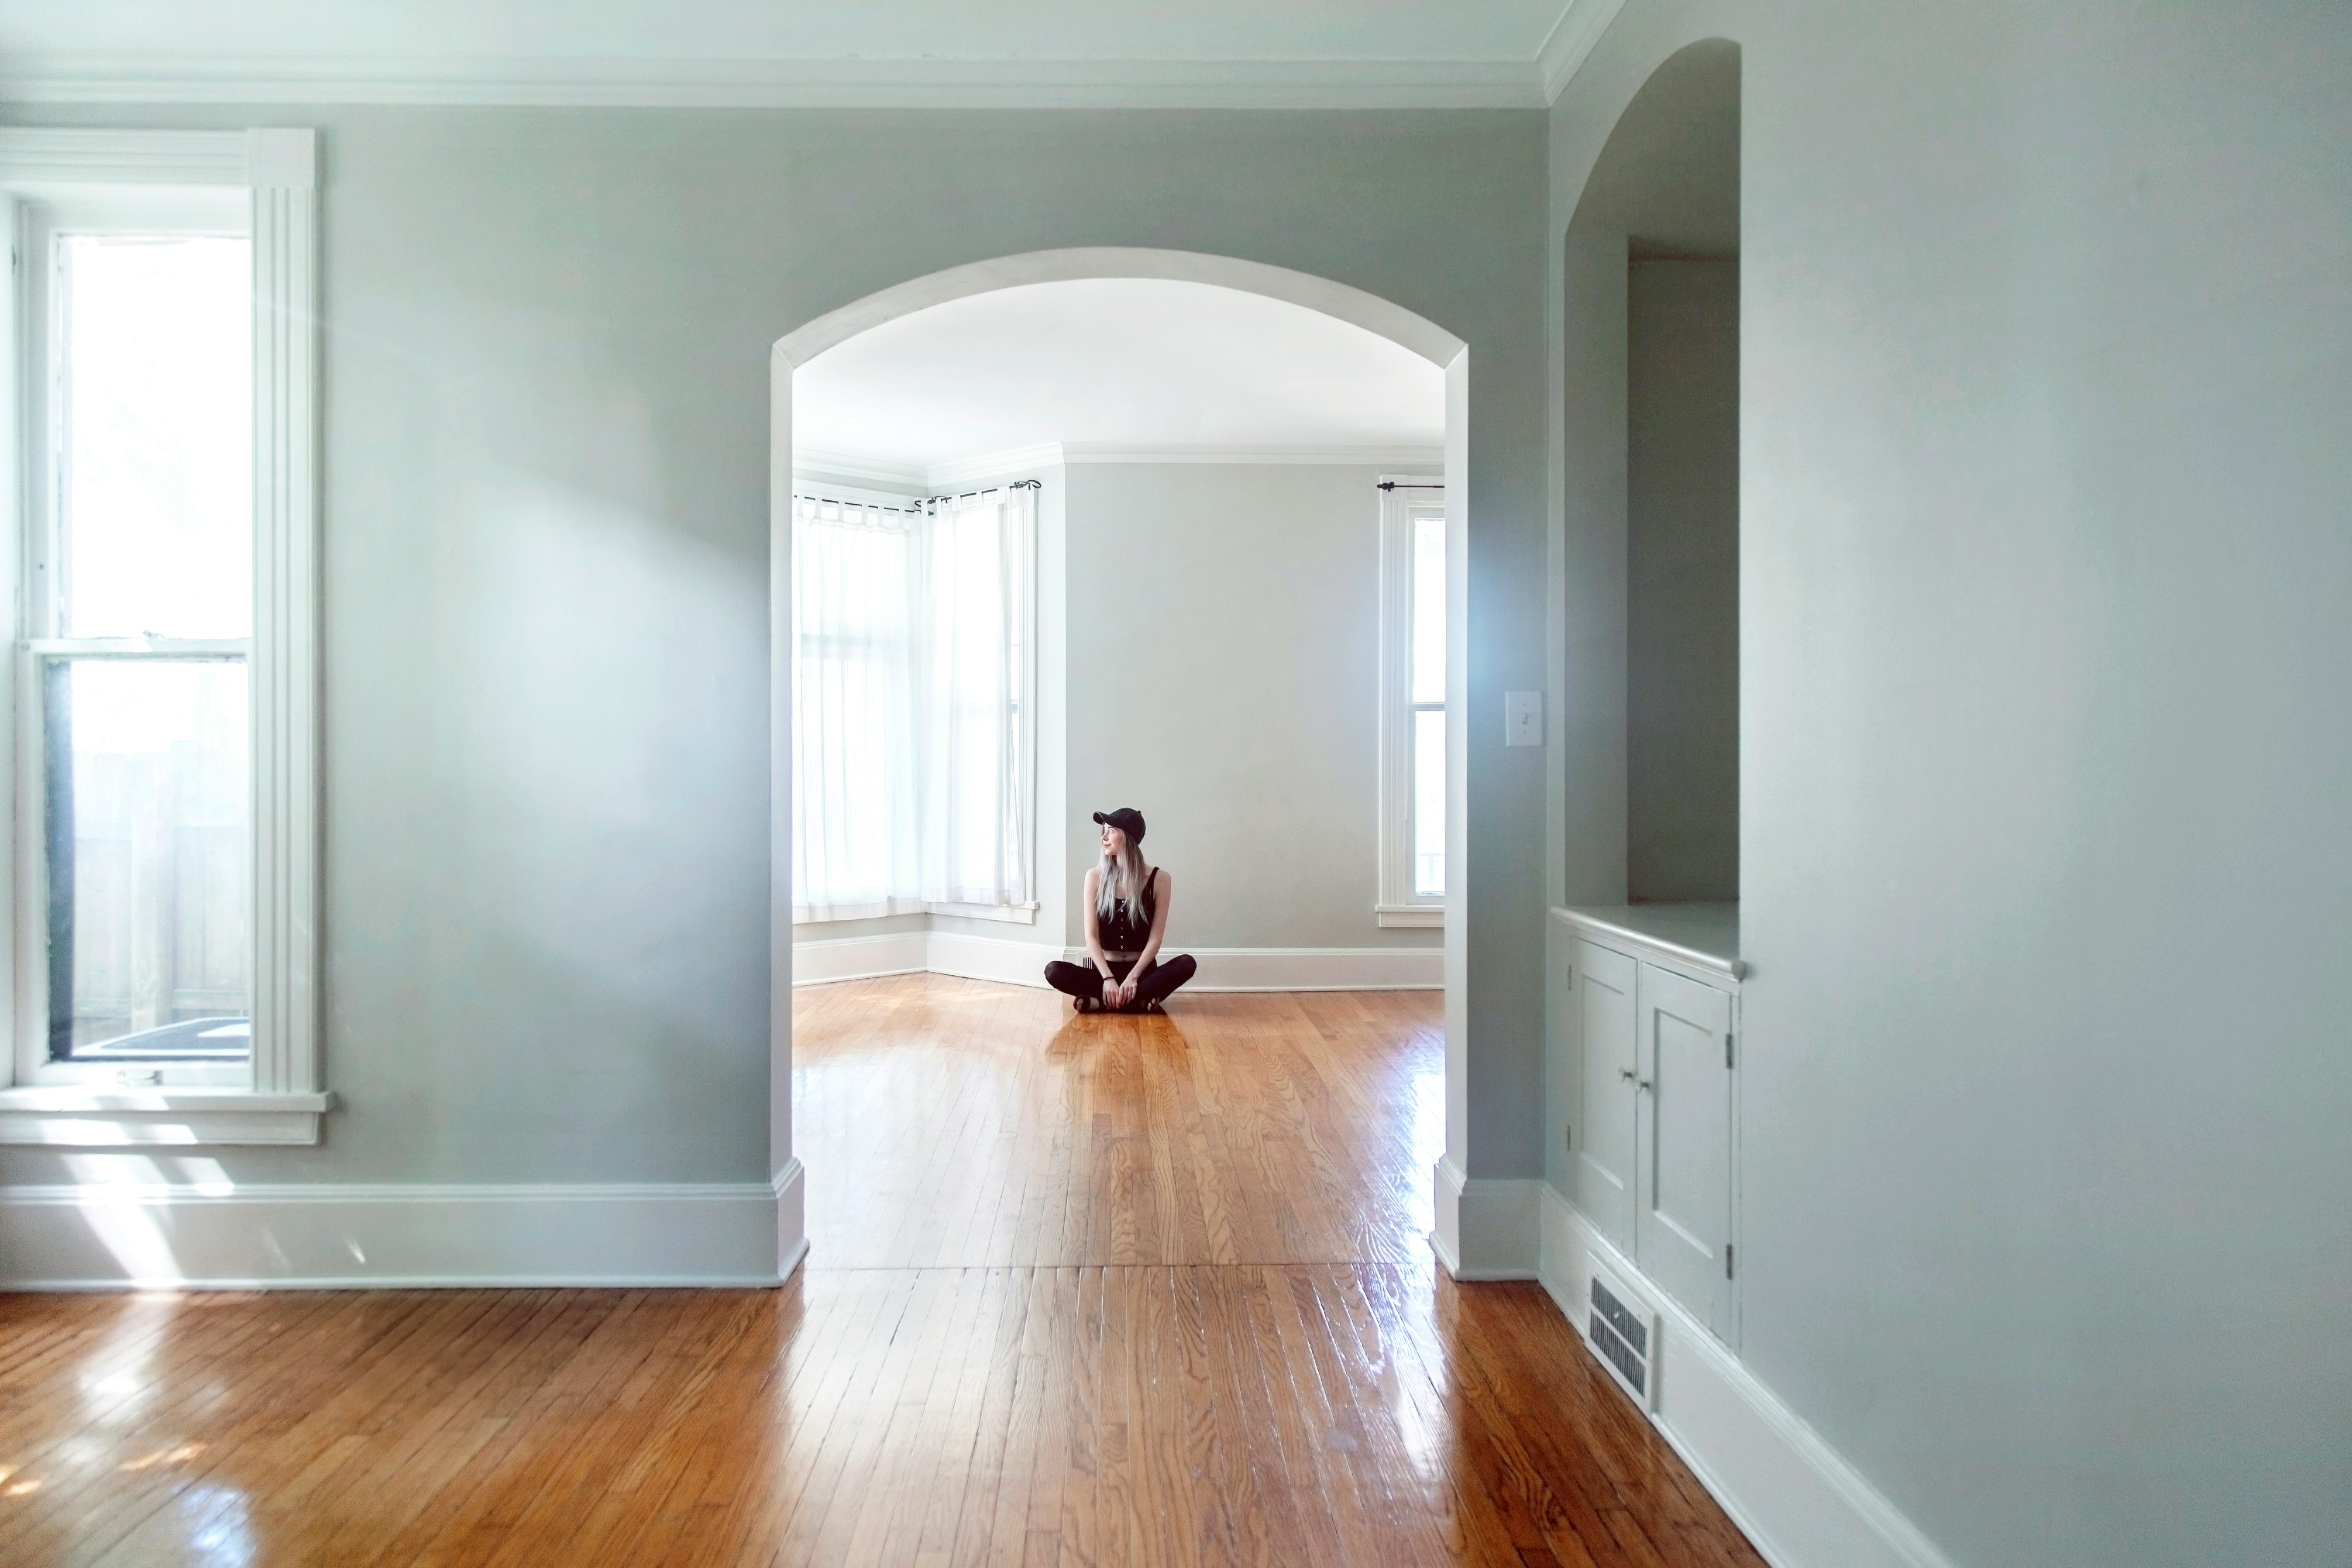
[1413,708,1446,897]
[1411,512,1446,707]
[1410,510,1446,897]
[57,235,252,639]
[45,660,251,1060]
[42,233,255,1064]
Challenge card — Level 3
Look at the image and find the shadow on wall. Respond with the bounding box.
[1560,38,1742,910]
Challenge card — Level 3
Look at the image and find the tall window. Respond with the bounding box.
[791,483,1037,924]
[3,128,325,1146]
[1377,477,1447,925]
[40,232,255,1066]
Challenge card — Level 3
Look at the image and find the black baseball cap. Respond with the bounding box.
[1092,807,1146,842]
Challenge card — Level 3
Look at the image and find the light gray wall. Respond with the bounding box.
[1552,230,1630,910]
[1554,6,2352,1565]
[1626,258,1738,902]
[1062,462,1440,952]
[0,104,1545,1193]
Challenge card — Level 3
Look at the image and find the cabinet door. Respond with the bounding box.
[1635,963,1733,1337]
[1573,939,1638,1251]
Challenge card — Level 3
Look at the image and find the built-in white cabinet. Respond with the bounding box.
[1556,905,1741,1342]
[1573,937,1638,1249]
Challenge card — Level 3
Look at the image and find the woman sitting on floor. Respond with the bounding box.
[1043,807,1197,1014]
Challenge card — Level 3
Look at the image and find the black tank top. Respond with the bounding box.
[1102,869,1157,952]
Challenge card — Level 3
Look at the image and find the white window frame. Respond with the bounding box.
[1376,475,1446,928]
[788,478,1041,927]
[0,129,328,1146]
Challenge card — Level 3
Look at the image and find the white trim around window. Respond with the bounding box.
[1376,474,1446,928]
[0,128,328,1145]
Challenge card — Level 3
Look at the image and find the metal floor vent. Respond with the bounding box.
[1585,1266,1657,1409]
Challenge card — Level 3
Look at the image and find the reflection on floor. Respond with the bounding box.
[0,974,1764,1566]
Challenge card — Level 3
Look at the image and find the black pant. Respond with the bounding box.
[1043,954,1197,1010]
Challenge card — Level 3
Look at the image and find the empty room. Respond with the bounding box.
[0,3,2346,1566]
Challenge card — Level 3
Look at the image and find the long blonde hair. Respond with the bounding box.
[1096,837,1151,925]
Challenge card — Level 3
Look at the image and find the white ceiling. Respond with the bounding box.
[0,0,1620,108]
[791,278,1446,473]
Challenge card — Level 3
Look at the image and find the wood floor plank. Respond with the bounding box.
[0,975,1767,1567]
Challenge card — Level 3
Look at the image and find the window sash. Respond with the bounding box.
[16,204,261,1085]
[28,647,252,1078]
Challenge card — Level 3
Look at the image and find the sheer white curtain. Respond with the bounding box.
[791,484,1035,923]
[919,487,1035,909]
[790,493,921,922]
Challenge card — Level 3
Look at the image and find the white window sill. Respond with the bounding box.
[927,900,1039,925]
[1376,904,1445,929]
[0,1087,335,1146]
[793,901,1040,927]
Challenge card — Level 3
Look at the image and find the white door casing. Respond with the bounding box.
[772,247,1470,1281]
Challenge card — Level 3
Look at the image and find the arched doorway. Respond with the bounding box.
[766,248,1469,1277]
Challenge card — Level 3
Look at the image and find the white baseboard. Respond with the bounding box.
[791,930,931,985]
[1538,1185,1956,1568]
[0,1176,786,1289]
[1182,945,1440,991]
[792,930,1441,992]
[775,1156,809,1281]
[1429,1156,1539,1280]
[925,930,1058,987]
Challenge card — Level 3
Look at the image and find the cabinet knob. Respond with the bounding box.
[1636,1079,1653,1093]
[1619,1068,1636,1082]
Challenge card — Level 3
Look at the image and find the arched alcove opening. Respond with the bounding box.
[1562,39,1743,911]
[1550,39,1748,1348]
[765,249,1470,1277]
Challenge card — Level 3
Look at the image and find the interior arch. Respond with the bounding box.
[766,247,1471,1277]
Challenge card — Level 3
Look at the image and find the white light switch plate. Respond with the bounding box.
[1505,690,1544,747]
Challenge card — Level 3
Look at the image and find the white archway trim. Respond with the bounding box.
[767,246,1470,1290]
[773,247,1466,370]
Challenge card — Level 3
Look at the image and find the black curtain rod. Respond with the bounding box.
[796,493,925,515]
[796,477,1044,513]
[935,478,1043,502]
[1376,481,1445,491]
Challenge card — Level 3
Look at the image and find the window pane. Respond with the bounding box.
[45,659,251,1061]
[1413,708,1446,898]
[1411,511,1446,706]
[57,235,252,638]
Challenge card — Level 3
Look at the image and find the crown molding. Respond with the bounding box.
[1534,0,1629,104]
[926,443,1067,489]
[796,441,1445,488]
[0,50,1556,111]
[1060,442,1445,468]
[791,448,928,491]
[792,442,1067,493]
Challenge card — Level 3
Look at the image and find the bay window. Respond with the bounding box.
[791,481,1037,925]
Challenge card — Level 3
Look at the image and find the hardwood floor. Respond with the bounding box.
[0,974,1764,1567]
[793,977,1444,1269]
